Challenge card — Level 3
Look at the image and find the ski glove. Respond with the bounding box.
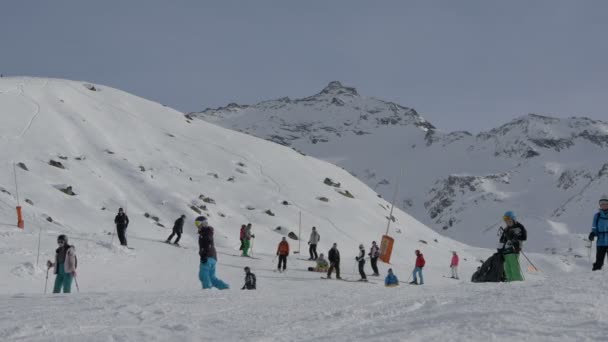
[46,260,53,268]
[589,232,596,241]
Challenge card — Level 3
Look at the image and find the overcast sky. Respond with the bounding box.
[1,0,607,132]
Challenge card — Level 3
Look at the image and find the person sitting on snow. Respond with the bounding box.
[242,266,256,290]
[308,253,329,272]
[385,268,399,287]
[590,197,608,271]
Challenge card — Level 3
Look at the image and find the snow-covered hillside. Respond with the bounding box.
[191,82,608,254]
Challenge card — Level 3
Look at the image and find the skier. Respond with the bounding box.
[369,241,380,276]
[308,226,320,260]
[166,214,186,246]
[239,224,246,251]
[46,234,77,294]
[356,244,367,281]
[308,253,329,272]
[589,197,608,271]
[114,208,129,246]
[242,267,256,290]
[410,250,425,285]
[500,211,526,281]
[385,268,399,287]
[276,237,290,272]
[450,251,459,279]
[327,243,341,279]
[195,216,229,290]
[241,223,255,257]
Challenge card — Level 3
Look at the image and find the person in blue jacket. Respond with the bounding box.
[590,197,608,271]
[385,268,399,287]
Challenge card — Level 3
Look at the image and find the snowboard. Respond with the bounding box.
[162,240,188,249]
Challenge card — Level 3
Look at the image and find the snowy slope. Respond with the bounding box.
[191,82,608,254]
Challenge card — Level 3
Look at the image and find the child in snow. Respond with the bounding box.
[385,268,399,287]
[47,234,77,293]
[356,244,367,281]
[196,216,229,290]
[276,237,290,272]
[590,197,608,271]
[450,251,459,279]
[242,267,256,290]
[308,253,329,272]
[410,250,425,285]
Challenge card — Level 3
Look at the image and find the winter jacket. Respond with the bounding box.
[114,213,129,228]
[451,254,459,267]
[309,231,320,245]
[242,272,256,290]
[369,244,380,258]
[500,222,527,251]
[328,247,340,263]
[415,254,425,268]
[198,226,218,262]
[54,245,77,275]
[173,217,185,233]
[356,249,366,263]
[239,226,246,240]
[316,256,329,269]
[277,241,290,256]
[385,273,399,286]
[244,227,253,241]
[592,210,608,247]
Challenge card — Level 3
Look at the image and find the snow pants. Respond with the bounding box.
[358,260,367,280]
[503,253,523,281]
[199,258,229,290]
[242,240,251,256]
[117,226,127,246]
[593,246,608,270]
[370,257,379,275]
[412,267,424,284]
[309,244,318,260]
[451,265,459,279]
[167,230,182,244]
[277,255,287,271]
[53,264,73,294]
[327,261,340,278]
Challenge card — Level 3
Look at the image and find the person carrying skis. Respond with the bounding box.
[450,251,459,279]
[114,208,130,246]
[308,253,329,272]
[308,226,320,260]
[410,250,425,285]
[195,216,229,290]
[356,244,367,281]
[499,211,526,281]
[385,268,399,287]
[276,237,290,272]
[46,234,77,294]
[166,214,186,246]
[369,241,380,276]
[327,243,341,279]
[241,223,255,257]
[239,224,246,251]
[242,266,256,290]
[589,197,608,271]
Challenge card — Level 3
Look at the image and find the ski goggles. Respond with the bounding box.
[503,216,514,221]
[600,200,608,206]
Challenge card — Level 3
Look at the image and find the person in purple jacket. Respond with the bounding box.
[195,216,229,290]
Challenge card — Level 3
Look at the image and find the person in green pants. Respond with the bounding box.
[499,211,527,282]
[47,234,77,293]
[241,223,255,257]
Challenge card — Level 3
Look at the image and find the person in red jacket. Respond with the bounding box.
[239,224,246,251]
[276,237,290,272]
[410,250,425,285]
[450,251,459,279]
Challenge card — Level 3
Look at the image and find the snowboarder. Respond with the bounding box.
[450,251,459,279]
[166,214,186,246]
[327,243,341,279]
[308,226,320,260]
[356,244,367,281]
[369,241,380,276]
[500,211,526,281]
[385,268,399,287]
[276,237,290,272]
[410,250,425,285]
[242,267,256,290]
[239,224,246,251]
[308,253,329,272]
[589,197,608,271]
[114,208,129,246]
[241,223,255,257]
[46,234,77,294]
[195,216,229,290]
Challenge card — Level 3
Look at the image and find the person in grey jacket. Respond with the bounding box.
[47,234,77,293]
[308,226,320,260]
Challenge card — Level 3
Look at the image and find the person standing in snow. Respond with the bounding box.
[241,223,255,257]
[356,244,367,281]
[166,214,186,246]
[242,267,256,290]
[196,216,229,290]
[327,243,341,279]
[114,208,129,246]
[276,237,290,272]
[410,250,425,285]
[385,268,399,287]
[308,226,320,260]
[239,224,246,251]
[450,251,459,279]
[500,211,526,281]
[369,241,380,276]
[590,197,608,271]
[46,235,77,294]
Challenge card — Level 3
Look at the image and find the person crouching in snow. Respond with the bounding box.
[196,216,229,290]
[590,197,608,271]
[276,237,290,272]
[242,267,256,290]
[47,234,77,293]
[308,253,329,272]
[385,268,399,287]
[410,250,425,285]
[450,251,459,279]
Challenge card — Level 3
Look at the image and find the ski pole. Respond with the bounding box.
[521,251,539,272]
[44,266,50,294]
[74,275,80,293]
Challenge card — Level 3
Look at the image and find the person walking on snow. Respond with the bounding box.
[241,223,255,257]
[450,251,459,279]
[196,216,229,290]
[410,250,425,285]
[327,243,341,279]
[166,214,186,246]
[500,211,526,281]
[46,234,77,294]
[356,244,367,281]
[385,268,399,287]
[242,267,256,290]
[590,197,608,271]
[308,226,320,260]
[239,224,246,251]
[369,241,380,276]
[114,208,129,246]
[276,237,290,272]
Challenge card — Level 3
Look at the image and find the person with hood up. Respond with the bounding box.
[385,268,399,287]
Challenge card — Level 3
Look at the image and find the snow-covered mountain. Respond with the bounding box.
[191,81,608,253]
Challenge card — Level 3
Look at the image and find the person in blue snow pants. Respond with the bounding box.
[199,258,229,290]
[195,216,229,290]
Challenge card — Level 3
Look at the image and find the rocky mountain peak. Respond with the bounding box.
[318,81,359,97]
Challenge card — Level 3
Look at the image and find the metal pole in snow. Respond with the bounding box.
[298,211,302,254]
[36,225,42,267]
[385,169,402,236]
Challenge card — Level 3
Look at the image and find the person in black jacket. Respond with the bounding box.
[166,214,186,246]
[114,208,130,246]
[242,266,256,290]
[327,243,341,279]
[355,244,367,281]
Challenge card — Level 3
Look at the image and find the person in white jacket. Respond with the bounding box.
[308,226,320,260]
[47,234,77,293]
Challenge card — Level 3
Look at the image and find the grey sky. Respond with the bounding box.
[2,0,607,132]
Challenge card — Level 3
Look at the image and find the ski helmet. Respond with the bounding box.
[503,211,516,221]
[599,196,608,205]
[57,234,67,244]
[359,244,364,249]
[194,216,208,228]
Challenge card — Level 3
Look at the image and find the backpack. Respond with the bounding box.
[471,252,504,283]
